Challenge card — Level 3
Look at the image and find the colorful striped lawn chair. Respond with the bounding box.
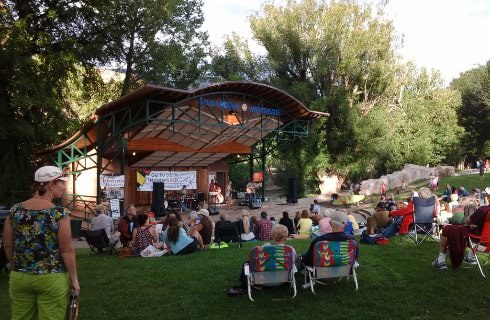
[245,244,297,301]
[305,240,358,294]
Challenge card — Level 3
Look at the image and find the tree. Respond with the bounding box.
[451,61,490,163]
[246,0,462,192]
[0,0,113,203]
[208,33,273,83]
[100,0,208,93]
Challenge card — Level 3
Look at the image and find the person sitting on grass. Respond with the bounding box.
[279,211,295,235]
[316,210,332,236]
[188,209,213,248]
[118,204,137,247]
[299,211,357,268]
[131,213,161,255]
[227,224,293,296]
[161,215,202,254]
[366,204,392,236]
[293,210,313,239]
[237,210,255,241]
[254,211,273,241]
[432,205,489,270]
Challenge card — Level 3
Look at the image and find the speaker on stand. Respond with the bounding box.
[151,182,166,217]
[287,177,298,204]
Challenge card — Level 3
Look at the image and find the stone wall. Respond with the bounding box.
[359,164,455,196]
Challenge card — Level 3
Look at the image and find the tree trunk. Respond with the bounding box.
[121,31,135,96]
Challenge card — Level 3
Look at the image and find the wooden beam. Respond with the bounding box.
[128,138,251,155]
[128,138,195,152]
[200,142,250,154]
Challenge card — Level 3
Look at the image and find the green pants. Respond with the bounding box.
[9,271,69,320]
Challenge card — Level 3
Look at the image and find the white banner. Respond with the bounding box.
[138,171,197,191]
[110,199,121,219]
[100,175,125,188]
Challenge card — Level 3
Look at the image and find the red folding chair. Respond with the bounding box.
[468,214,490,278]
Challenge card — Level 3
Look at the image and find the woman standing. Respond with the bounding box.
[2,166,79,320]
[225,180,233,209]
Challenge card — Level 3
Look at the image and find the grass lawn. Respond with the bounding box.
[1,237,489,320]
[1,174,490,319]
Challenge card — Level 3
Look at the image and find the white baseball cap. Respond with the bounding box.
[34,166,69,182]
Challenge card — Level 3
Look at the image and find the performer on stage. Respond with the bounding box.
[209,179,218,205]
[225,180,233,209]
[245,180,256,205]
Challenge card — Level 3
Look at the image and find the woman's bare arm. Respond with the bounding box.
[2,216,14,266]
[58,216,80,295]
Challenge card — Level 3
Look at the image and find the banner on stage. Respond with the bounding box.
[110,199,121,219]
[137,171,197,191]
[100,175,125,188]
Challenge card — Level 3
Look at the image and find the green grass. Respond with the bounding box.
[1,173,490,320]
[1,237,490,320]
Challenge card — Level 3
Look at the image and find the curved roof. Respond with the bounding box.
[40,81,328,155]
[96,81,329,119]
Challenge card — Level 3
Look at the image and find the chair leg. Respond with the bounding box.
[469,238,487,278]
[352,266,359,291]
[309,270,316,295]
[291,274,297,299]
[247,275,255,302]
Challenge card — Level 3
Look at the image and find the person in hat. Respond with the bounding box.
[118,204,137,247]
[300,211,358,268]
[188,208,213,248]
[2,166,79,319]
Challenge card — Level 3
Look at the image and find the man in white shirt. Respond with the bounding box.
[91,204,115,240]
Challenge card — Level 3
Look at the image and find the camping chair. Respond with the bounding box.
[214,221,242,248]
[83,229,118,255]
[305,240,358,294]
[244,244,297,301]
[408,196,437,245]
[468,213,490,278]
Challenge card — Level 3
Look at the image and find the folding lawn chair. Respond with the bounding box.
[84,229,118,255]
[304,240,358,294]
[468,213,490,278]
[244,244,297,301]
[214,220,242,248]
[408,196,437,246]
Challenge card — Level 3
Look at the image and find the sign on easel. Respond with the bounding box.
[110,199,121,219]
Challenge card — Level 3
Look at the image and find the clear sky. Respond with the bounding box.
[202,0,490,84]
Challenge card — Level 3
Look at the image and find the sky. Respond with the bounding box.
[202,0,490,84]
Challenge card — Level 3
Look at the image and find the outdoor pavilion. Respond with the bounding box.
[38,81,328,218]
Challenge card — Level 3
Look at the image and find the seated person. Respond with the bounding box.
[214,213,239,243]
[440,184,453,202]
[432,205,489,270]
[131,213,160,255]
[347,211,359,232]
[161,215,202,254]
[279,211,295,235]
[366,207,392,235]
[91,204,119,245]
[311,199,321,215]
[317,210,332,236]
[458,186,469,198]
[300,211,358,268]
[118,204,137,247]
[189,209,213,247]
[254,211,273,241]
[237,210,255,241]
[227,224,294,296]
[389,198,415,235]
[293,210,313,239]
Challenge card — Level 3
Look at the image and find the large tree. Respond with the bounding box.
[451,61,490,162]
[99,0,208,94]
[247,0,462,191]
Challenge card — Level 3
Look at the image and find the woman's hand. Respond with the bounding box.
[70,278,80,296]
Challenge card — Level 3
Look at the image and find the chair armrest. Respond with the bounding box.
[469,233,481,240]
